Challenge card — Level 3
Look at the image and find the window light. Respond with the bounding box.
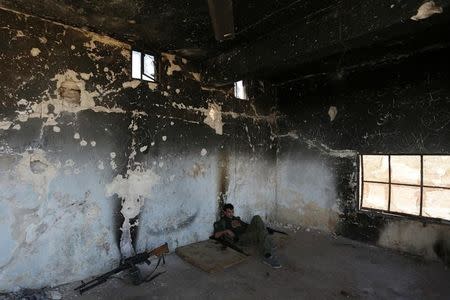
[234,80,247,100]
[359,154,450,221]
[132,50,156,82]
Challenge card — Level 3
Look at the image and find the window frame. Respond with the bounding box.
[359,153,450,224]
[233,80,248,100]
[131,49,159,83]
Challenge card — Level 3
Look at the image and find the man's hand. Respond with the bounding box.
[225,229,235,238]
[214,229,235,239]
[231,220,241,228]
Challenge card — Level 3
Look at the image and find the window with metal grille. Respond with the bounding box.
[359,154,450,221]
[131,50,156,82]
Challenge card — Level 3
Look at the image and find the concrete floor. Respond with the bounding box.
[60,229,450,300]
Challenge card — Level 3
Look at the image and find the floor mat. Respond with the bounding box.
[175,239,248,273]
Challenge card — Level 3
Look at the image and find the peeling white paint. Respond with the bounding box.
[17,113,29,123]
[171,101,270,124]
[411,1,443,21]
[19,69,146,128]
[17,99,28,106]
[16,149,57,201]
[190,72,201,82]
[122,80,141,89]
[30,48,41,57]
[203,103,223,135]
[277,131,299,140]
[148,82,158,91]
[328,106,338,121]
[121,49,131,60]
[163,53,182,75]
[0,121,12,130]
[80,72,93,80]
[105,168,160,257]
[64,159,75,167]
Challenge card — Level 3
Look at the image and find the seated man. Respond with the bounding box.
[213,203,281,269]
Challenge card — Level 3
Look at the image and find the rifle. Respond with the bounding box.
[209,236,250,256]
[235,217,288,236]
[74,242,169,295]
[266,227,288,235]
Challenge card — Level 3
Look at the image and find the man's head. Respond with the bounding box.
[222,203,234,218]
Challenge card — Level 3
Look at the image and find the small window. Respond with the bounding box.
[132,50,156,82]
[359,154,450,221]
[234,80,248,100]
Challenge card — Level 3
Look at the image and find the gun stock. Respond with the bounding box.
[75,242,169,294]
[149,242,169,257]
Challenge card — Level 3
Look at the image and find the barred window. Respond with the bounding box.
[359,155,450,221]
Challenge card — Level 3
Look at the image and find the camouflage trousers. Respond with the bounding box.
[237,215,274,256]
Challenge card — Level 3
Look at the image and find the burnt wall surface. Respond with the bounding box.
[0,8,277,291]
[275,46,450,259]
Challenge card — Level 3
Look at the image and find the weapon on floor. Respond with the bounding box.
[266,227,288,235]
[235,218,288,236]
[209,236,250,256]
[74,242,169,295]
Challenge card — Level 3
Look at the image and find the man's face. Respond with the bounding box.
[223,208,234,218]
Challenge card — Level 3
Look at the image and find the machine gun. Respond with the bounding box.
[74,242,169,295]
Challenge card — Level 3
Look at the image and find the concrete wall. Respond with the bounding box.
[0,8,277,291]
[274,46,450,261]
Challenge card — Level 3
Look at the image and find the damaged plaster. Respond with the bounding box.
[328,106,337,121]
[15,149,57,201]
[30,48,41,57]
[163,53,182,76]
[203,103,223,135]
[105,168,160,257]
[411,1,443,21]
[122,80,141,89]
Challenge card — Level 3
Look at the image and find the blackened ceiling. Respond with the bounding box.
[1,0,449,83]
[0,0,317,60]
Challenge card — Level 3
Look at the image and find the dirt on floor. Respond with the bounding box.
[54,229,450,300]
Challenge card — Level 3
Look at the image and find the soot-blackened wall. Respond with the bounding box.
[0,8,277,290]
[275,47,450,259]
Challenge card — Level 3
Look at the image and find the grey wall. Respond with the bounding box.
[0,8,277,291]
